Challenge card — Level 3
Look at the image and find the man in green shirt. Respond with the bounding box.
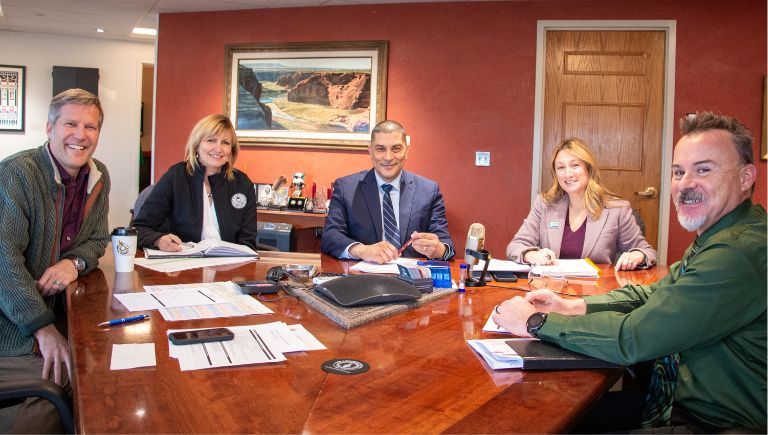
[494,112,765,432]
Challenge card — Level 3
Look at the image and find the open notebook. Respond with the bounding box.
[143,239,259,259]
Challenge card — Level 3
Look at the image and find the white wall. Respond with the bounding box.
[0,30,155,230]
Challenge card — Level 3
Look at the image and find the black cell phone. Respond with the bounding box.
[235,280,281,294]
[169,328,235,345]
[490,271,519,282]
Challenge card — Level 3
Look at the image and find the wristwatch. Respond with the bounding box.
[526,312,548,338]
[69,256,86,273]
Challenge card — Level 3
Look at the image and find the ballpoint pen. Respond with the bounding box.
[398,236,416,255]
[98,314,150,327]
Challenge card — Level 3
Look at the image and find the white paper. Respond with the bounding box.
[110,343,156,370]
[288,324,327,351]
[530,259,599,278]
[350,257,418,274]
[114,287,226,311]
[473,258,531,273]
[482,313,511,334]
[167,322,325,371]
[113,282,273,321]
[134,256,257,273]
[467,339,522,369]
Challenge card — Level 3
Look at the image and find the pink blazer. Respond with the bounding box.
[506,194,657,266]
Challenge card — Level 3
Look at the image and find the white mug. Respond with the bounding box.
[111,227,138,272]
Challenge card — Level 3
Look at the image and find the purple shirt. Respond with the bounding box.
[49,145,90,255]
[560,208,586,259]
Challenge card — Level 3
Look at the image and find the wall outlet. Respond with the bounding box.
[475,151,490,166]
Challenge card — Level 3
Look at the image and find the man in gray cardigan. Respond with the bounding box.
[0,88,110,432]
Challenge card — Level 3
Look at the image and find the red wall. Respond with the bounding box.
[155,0,766,263]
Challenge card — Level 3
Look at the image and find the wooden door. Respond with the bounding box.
[542,31,665,248]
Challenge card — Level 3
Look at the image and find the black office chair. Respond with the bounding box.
[0,379,74,433]
[130,184,156,225]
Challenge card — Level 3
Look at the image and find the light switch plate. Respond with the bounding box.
[475,151,490,166]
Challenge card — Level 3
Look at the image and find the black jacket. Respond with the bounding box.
[134,162,258,249]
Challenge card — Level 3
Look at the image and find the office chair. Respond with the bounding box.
[129,184,156,225]
[0,379,74,434]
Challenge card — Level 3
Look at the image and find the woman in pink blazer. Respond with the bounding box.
[507,138,656,270]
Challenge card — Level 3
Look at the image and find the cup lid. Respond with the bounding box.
[112,227,137,236]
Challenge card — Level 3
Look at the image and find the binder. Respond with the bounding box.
[505,339,618,370]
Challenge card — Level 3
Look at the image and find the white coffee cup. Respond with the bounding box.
[111,227,138,272]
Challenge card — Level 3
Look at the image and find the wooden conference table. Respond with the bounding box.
[68,251,667,433]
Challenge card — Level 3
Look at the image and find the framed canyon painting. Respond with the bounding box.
[225,41,388,150]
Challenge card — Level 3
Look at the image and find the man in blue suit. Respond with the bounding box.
[322,120,455,264]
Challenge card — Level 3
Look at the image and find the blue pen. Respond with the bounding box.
[98,314,150,327]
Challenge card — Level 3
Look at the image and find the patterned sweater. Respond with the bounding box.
[0,144,110,356]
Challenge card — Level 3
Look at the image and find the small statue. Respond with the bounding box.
[291,172,306,198]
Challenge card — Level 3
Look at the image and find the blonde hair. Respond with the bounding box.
[183,114,239,181]
[542,138,621,220]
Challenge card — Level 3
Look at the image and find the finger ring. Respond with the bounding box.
[53,280,61,286]
[494,304,501,314]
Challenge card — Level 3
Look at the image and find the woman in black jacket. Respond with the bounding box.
[133,114,258,251]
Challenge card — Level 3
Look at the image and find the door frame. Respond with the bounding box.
[531,20,677,264]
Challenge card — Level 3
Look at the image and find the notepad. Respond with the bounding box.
[468,338,618,370]
[143,239,259,259]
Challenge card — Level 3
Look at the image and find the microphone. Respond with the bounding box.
[464,223,486,266]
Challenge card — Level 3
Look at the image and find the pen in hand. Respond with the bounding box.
[398,236,416,255]
[98,314,150,327]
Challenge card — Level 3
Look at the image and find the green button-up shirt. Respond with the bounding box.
[539,200,766,430]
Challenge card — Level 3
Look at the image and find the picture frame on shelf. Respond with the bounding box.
[225,41,388,150]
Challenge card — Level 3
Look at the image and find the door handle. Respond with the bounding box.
[634,187,657,198]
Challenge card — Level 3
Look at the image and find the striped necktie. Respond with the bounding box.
[381,184,400,247]
[640,241,698,427]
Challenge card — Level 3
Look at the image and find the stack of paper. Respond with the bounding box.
[113,281,273,321]
[530,259,599,278]
[134,256,257,273]
[168,322,326,371]
[467,338,532,369]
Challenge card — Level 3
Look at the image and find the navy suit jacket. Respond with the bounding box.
[321,169,455,259]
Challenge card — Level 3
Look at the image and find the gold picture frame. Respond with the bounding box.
[762,75,767,160]
[225,41,388,150]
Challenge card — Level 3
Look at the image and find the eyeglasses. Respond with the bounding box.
[527,268,569,294]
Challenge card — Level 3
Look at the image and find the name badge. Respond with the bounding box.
[548,221,559,229]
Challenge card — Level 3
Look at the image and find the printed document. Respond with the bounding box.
[473,258,531,273]
[168,322,324,371]
[113,281,273,321]
[467,338,534,370]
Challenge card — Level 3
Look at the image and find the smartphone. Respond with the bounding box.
[169,328,235,345]
[490,271,519,282]
[235,280,281,294]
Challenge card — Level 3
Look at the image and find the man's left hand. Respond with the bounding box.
[37,260,78,296]
[492,296,537,337]
[409,231,446,259]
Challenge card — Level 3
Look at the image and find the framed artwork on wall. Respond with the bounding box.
[225,41,388,150]
[0,65,26,132]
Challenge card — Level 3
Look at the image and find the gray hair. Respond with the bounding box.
[371,120,407,144]
[48,88,103,128]
[680,111,753,166]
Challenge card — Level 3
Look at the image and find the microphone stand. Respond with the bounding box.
[465,248,491,287]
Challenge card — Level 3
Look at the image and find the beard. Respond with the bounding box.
[674,189,707,232]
